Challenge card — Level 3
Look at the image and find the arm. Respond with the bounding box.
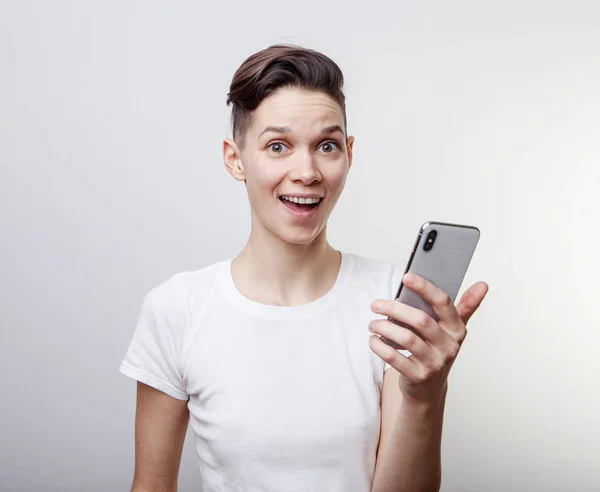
[369,274,489,492]
[130,382,190,492]
[371,369,446,492]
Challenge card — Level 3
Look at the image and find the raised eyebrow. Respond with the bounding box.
[258,124,345,139]
[258,126,292,139]
[321,125,345,137]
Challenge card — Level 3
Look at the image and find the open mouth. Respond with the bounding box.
[278,195,323,214]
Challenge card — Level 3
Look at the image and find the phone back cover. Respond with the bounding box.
[396,222,480,323]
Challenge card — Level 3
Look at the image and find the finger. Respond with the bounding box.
[401,273,462,326]
[371,299,449,346]
[369,319,432,362]
[369,334,418,378]
[456,282,489,325]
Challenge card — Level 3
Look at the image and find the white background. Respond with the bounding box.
[1,1,599,491]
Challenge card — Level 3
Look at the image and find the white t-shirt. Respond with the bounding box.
[119,252,405,492]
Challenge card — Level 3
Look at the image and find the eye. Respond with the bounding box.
[319,141,339,153]
[268,141,290,154]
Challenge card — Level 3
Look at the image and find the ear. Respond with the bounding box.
[223,138,246,182]
[346,135,355,172]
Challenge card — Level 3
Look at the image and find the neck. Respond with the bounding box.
[231,224,341,307]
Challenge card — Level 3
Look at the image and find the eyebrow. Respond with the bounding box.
[257,124,345,139]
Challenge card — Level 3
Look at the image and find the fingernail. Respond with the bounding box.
[369,321,375,331]
[404,273,415,284]
[372,300,383,310]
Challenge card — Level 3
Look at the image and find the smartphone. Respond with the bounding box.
[381,221,480,352]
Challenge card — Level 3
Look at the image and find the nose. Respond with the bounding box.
[288,152,322,185]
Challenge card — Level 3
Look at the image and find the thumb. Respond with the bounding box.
[456,282,489,325]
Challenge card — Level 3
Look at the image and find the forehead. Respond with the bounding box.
[250,88,344,135]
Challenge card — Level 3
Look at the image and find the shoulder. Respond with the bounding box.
[345,252,405,299]
[141,259,227,317]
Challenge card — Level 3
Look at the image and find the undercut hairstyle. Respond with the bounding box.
[226,44,347,148]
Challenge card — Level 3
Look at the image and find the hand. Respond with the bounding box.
[368,273,489,405]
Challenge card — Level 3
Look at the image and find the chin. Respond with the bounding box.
[277,227,325,246]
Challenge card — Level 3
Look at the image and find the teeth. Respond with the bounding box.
[281,196,322,205]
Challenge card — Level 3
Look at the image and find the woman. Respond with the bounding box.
[119,44,488,492]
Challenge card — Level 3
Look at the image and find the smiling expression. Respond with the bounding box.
[224,87,354,245]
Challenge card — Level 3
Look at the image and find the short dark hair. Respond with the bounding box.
[226,44,347,148]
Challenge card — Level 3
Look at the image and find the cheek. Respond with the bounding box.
[245,163,285,202]
[323,166,348,194]
[255,165,284,187]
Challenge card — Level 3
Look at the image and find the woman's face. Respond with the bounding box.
[224,87,354,246]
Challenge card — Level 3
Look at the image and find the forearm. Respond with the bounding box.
[132,484,177,492]
[371,390,447,492]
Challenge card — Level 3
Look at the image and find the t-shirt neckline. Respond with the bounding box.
[217,252,353,320]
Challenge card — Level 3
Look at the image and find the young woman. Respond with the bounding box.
[119,44,488,492]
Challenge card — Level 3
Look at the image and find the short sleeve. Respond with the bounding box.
[118,275,189,400]
[384,263,413,372]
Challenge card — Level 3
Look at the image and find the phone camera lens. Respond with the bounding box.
[423,229,437,251]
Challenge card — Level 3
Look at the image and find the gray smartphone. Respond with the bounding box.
[381,221,480,351]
